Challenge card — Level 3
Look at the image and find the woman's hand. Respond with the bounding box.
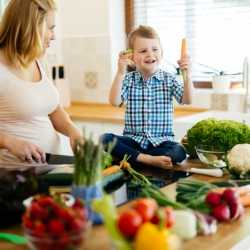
[117,50,134,75]
[3,134,46,163]
[177,56,190,71]
[68,128,84,151]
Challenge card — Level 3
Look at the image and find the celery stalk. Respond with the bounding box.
[92,195,132,250]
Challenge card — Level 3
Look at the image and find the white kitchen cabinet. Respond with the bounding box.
[73,120,123,143]
[57,120,123,155]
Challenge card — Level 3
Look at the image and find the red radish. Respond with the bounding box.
[212,204,230,222]
[222,189,239,205]
[230,202,244,220]
[48,219,65,236]
[22,195,87,250]
[33,221,46,237]
[22,214,33,230]
[30,202,48,220]
[206,192,222,207]
[70,218,86,232]
[37,196,54,207]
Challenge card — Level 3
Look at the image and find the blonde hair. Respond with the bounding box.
[128,25,161,49]
[0,0,56,68]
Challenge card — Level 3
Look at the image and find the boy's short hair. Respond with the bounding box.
[128,25,161,49]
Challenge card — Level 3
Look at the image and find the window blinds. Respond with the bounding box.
[133,0,250,77]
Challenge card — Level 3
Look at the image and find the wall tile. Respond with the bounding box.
[62,36,111,103]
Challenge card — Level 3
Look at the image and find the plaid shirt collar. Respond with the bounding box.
[134,69,165,85]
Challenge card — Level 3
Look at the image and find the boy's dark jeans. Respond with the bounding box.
[100,133,186,166]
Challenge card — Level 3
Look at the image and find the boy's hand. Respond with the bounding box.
[177,56,190,71]
[117,49,134,74]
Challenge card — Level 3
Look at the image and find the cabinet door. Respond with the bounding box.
[74,121,123,143]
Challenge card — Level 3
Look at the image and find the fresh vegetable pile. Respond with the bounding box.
[22,194,88,250]
[186,118,250,158]
[102,160,219,240]
[176,179,248,222]
[117,198,174,238]
[176,179,218,212]
[93,195,179,250]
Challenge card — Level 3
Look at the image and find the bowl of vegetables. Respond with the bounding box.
[195,145,227,168]
[22,194,90,250]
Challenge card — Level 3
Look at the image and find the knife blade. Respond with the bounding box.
[45,153,75,165]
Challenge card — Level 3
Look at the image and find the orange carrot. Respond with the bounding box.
[239,194,250,207]
[181,38,187,58]
[180,38,188,83]
[212,185,250,196]
[102,165,121,176]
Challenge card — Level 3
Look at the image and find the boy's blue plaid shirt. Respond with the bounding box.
[121,69,183,149]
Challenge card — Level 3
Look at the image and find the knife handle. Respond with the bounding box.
[189,168,223,177]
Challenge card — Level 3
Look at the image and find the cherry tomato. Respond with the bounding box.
[117,209,143,238]
[165,207,175,228]
[133,198,158,222]
[151,207,175,228]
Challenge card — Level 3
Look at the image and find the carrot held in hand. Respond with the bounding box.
[181,38,187,58]
[180,38,188,83]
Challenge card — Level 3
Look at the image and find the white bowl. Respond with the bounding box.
[23,193,75,208]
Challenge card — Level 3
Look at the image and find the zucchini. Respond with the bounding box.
[38,170,125,193]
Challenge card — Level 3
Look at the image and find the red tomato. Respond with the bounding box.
[151,207,175,228]
[133,198,158,222]
[117,209,143,238]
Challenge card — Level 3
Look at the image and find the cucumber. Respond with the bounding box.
[38,170,125,193]
[102,170,125,193]
[38,173,73,186]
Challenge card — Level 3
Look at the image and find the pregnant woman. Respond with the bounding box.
[0,0,82,170]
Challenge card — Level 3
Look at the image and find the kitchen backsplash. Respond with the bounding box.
[61,35,112,103]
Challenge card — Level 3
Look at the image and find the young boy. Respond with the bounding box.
[102,25,192,169]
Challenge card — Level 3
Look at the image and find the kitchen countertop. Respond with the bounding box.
[64,102,208,124]
[1,160,250,250]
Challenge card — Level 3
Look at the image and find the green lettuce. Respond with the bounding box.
[186,118,250,157]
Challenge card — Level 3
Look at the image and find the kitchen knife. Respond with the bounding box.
[45,153,75,165]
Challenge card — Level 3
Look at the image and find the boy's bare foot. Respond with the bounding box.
[137,153,173,169]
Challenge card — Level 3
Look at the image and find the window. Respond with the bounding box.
[0,0,8,16]
[133,0,250,79]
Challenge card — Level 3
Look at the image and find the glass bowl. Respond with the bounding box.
[23,222,91,250]
[195,145,227,168]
